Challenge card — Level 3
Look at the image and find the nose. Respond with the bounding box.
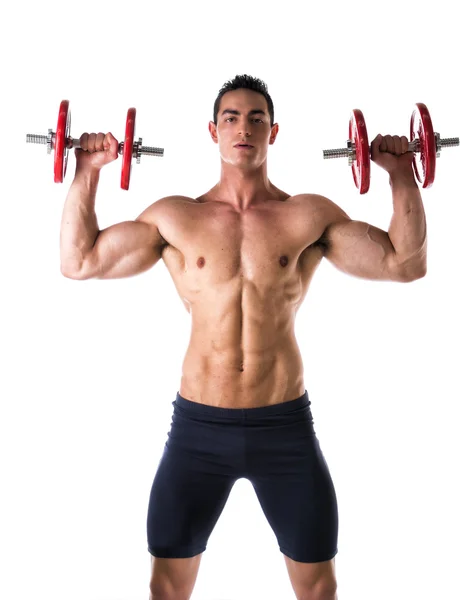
[238,122,252,137]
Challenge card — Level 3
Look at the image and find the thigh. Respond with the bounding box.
[249,426,339,563]
[147,442,237,559]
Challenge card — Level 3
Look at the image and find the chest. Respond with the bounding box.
[159,198,326,284]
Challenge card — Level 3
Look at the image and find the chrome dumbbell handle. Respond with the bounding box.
[323,134,460,163]
[26,131,164,163]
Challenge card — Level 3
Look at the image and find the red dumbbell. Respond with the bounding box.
[322,104,460,194]
[26,100,164,190]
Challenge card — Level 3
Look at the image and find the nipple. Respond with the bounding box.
[279,256,289,267]
[197,257,206,268]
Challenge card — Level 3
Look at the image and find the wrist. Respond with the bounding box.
[74,164,101,185]
[389,168,418,188]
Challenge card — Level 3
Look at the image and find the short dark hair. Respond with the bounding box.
[213,74,275,127]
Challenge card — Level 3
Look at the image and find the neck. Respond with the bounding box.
[214,163,275,211]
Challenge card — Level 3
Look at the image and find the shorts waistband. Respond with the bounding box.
[173,390,310,419]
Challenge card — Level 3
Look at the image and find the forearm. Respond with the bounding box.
[387,169,427,278]
[60,166,101,275]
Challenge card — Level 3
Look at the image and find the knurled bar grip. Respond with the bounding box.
[323,137,460,159]
[25,131,165,157]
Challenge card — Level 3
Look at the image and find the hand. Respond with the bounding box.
[370,134,414,178]
[75,132,119,172]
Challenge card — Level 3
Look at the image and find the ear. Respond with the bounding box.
[208,121,218,144]
[269,123,279,145]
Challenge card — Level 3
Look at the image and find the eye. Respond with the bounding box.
[225,117,264,123]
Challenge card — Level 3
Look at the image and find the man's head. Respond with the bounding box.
[212,74,275,127]
[209,74,279,167]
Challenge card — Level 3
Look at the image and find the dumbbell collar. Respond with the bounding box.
[119,138,143,164]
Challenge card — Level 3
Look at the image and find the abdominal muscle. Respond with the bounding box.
[180,347,306,408]
[178,301,306,408]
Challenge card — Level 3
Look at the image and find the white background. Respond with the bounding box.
[1,1,474,599]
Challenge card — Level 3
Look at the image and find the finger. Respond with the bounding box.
[401,135,409,154]
[371,133,382,146]
[384,134,394,153]
[79,132,89,151]
[87,133,97,153]
[371,134,382,155]
[105,132,119,155]
[95,132,105,152]
[392,135,402,156]
[377,134,388,152]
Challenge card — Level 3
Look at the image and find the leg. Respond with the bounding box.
[246,395,339,598]
[284,555,338,600]
[147,396,243,597]
[149,553,203,600]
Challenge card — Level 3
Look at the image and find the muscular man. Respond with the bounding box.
[60,74,427,600]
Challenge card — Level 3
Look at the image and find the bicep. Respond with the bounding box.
[322,219,403,281]
[78,197,174,280]
[80,220,165,280]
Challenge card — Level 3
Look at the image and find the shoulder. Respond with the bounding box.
[134,195,195,247]
[295,193,350,220]
[143,194,196,211]
[136,195,195,221]
[295,193,352,249]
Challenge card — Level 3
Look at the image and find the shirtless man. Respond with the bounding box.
[60,75,427,600]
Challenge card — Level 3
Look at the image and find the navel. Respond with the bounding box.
[197,257,206,268]
[279,255,289,267]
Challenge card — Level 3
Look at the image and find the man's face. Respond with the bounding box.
[209,89,279,167]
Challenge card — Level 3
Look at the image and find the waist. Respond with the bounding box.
[179,345,305,407]
[174,389,311,420]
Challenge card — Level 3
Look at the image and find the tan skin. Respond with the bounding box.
[63,88,427,600]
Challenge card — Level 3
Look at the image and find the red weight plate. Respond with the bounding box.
[121,108,136,190]
[410,103,436,188]
[349,109,370,194]
[63,106,71,179]
[54,100,70,183]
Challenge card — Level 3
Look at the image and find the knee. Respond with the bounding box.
[316,583,338,600]
[150,585,191,600]
[302,581,338,600]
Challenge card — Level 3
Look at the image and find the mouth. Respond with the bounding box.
[234,144,254,150]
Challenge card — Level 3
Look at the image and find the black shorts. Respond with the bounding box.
[146,390,338,563]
